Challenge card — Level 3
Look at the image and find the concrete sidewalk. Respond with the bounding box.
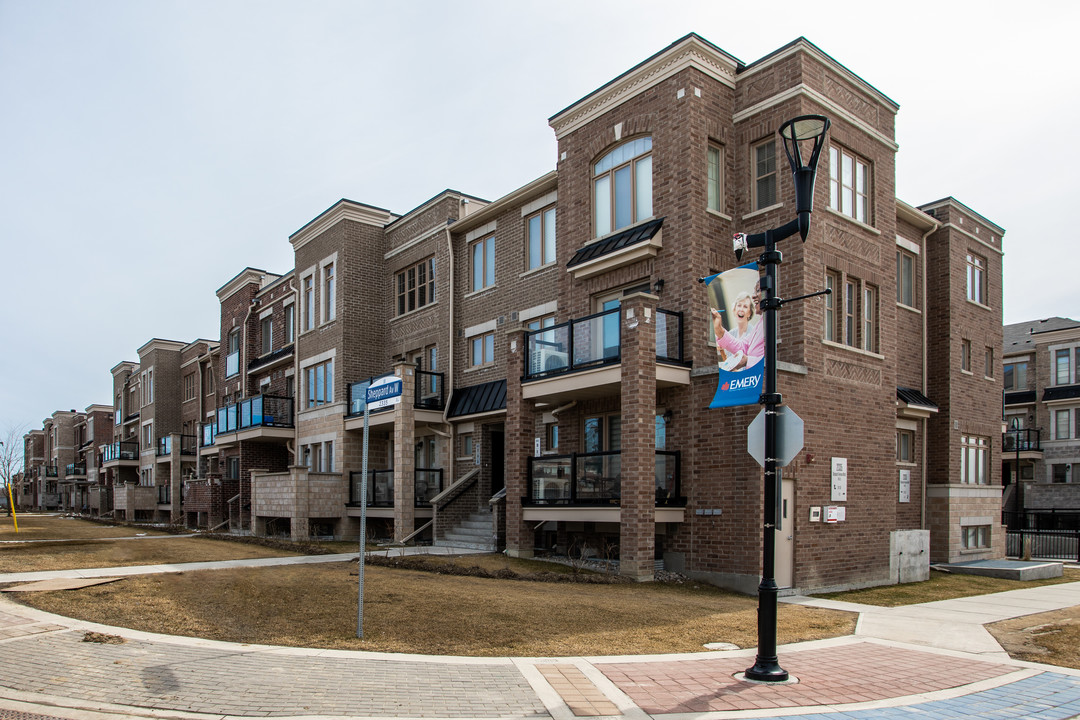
[0,557,1078,720]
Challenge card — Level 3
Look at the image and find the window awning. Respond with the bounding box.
[567,217,665,270]
[1004,390,1036,406]
[447,380,506,419]
[897,387,938,418]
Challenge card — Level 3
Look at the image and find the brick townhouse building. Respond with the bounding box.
[1002,317,1080,513]
[20,33,1007,594]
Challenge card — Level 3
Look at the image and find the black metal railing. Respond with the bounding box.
[346,468,443,507]
[1003,428,1042,452]
[215,394,294,436]
[64,463,86,477]
[158,484,170,504]
[1007,529,1080,563]
[525,450,682,506]
[415,370,445,411]
[103,441,139,462]
[1003,509,1080,532]
[524,307,684,380]
[43,465,59,477]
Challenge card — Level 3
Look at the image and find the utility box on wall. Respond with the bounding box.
[889,529,930,584]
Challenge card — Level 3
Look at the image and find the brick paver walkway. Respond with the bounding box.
[598,643,1019,714]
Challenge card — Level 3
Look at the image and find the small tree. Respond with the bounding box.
[0,424,29,515]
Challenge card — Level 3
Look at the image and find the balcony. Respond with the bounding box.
[214,394,294,446]
[156,435,198,458]
[102,441,139,465]
[346,468,443,511]
[157,483,171,504]
[523,450,685,523]
[43,465,58,478]
[522,308,688,403]
[1003,428,1042,459]
[64,463,87,479]
[200,422,216,449]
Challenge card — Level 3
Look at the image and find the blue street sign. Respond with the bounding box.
[365,376,403,409]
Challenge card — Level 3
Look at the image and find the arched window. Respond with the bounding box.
[593,136,652,237]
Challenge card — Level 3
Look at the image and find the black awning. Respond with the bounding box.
[248,344,294,371]
[1043,385,1080,402]
[1004,390,1036,406]
[897,386,938,409]
[447,380,507,419]
[566,217,664,268]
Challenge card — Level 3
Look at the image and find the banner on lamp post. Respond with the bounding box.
[705,263,764,409]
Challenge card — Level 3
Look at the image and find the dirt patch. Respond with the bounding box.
[82,631,125,644]
[988,607,1080,669]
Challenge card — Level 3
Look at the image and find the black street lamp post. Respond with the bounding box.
[734,115,830,683]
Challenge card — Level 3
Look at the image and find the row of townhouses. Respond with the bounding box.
[16,34,1013,593]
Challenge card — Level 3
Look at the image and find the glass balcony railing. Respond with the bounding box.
[157,435,199,456]
[1003,428,1042,452]
[102,441,139,462]
[525,450,682,506]
[215,394,294,436]
[347,373,397,417]
[201,422,216,447]
[346,468,443,507]
[64,463,86,478]
[415,370,445,411]
[524,308,683,380]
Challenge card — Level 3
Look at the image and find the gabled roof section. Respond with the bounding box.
[918,197,1006,236]
[449,172,558,235]
[385,189,490,230]
[897,387,938,412]
[448,380,507,419]
[138,338,187,356]
[216,267,274,301]
[549,33,740,139]
[1004,317,1080,353]
[567,218,664,268]
[290,199,397,251]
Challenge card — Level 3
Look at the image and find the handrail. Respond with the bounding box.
[398,519,433,545]
[429,468,479,507]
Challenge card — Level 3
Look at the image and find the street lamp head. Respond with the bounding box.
[733,232,749,262]
[778,115,830,240]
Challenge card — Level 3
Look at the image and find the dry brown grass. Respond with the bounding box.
[0,514,303,573]
[988,607,1080,670]
[814,567,1080,607]
[13,561,855,656]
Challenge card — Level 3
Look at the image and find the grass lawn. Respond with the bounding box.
[814,567,1080,607]
[11,560,855,656]
[0,514,303,572]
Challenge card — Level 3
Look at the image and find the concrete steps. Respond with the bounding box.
[436,511,496,552]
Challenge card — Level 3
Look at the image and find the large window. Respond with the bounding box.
[183,372,196,402]
[1055,409,1071,440]
[962,525,990,550]
[594,136,652,237]
[1004,361,1028,391]
[1053,348,1080,386]
[966,252,986,304]
[584,413,621,452]
[753,139,777,211]
[396,257,435,315]
[829,145,869,223]
[304,359,333,408]
[323,262,335,322]
[470,332,494,367]
[526,206,556,270]
[960,435,988,484]
[824,269,877,352]
[471,236,495,292]
[896,249,916,307]
[707,143,724,213]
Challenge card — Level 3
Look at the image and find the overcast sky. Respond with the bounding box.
[2,0,1077,440]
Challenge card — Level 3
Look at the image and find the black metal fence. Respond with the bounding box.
[1006,529,1080,562]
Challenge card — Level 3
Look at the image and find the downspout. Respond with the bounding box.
[919,222,935,531]
[286,276,298,465]
[242,298,257,399]
[442,223,456,487]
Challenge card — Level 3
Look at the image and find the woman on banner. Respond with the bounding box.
[712,281,764,369]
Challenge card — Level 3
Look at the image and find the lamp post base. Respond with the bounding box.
[743,661,789,683]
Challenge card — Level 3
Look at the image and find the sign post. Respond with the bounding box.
[357,374,403,639]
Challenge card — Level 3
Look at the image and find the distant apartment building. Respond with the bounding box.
[1002,317,1080,512]
[23,34,1008,594]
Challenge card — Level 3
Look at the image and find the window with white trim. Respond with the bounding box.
[896,429,914,463]
[961,339,971,372]
[824,268,877,352]
[896,248,916,308]
[470,235,495,292]
[1004,361,1028,391]
[261,316,273,355]
[323,262,335,322]
[304,359,333,408]
[470,332,494,367]
[962,525,990,549]
[284,304,295,343]
[960,435,988,484]
[1054,408,1073,440]
[302,274,315,331]
[707,142,724,213]
[966,252,986,304]
[526,206,555,270]
[753,139,777,211]
[829,145,869,223]
[594,136,652,236]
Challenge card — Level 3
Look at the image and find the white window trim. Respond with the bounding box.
[319,252,338,326]
[299,264,317,335]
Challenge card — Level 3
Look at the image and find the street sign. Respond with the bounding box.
[747,406,804,467]
[365,375,403,410]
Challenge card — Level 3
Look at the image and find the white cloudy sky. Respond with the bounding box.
[1,0,1077,439]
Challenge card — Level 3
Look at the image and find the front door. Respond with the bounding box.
[775,478,795,588]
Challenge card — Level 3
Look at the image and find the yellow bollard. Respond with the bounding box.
[5,483,16,533]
